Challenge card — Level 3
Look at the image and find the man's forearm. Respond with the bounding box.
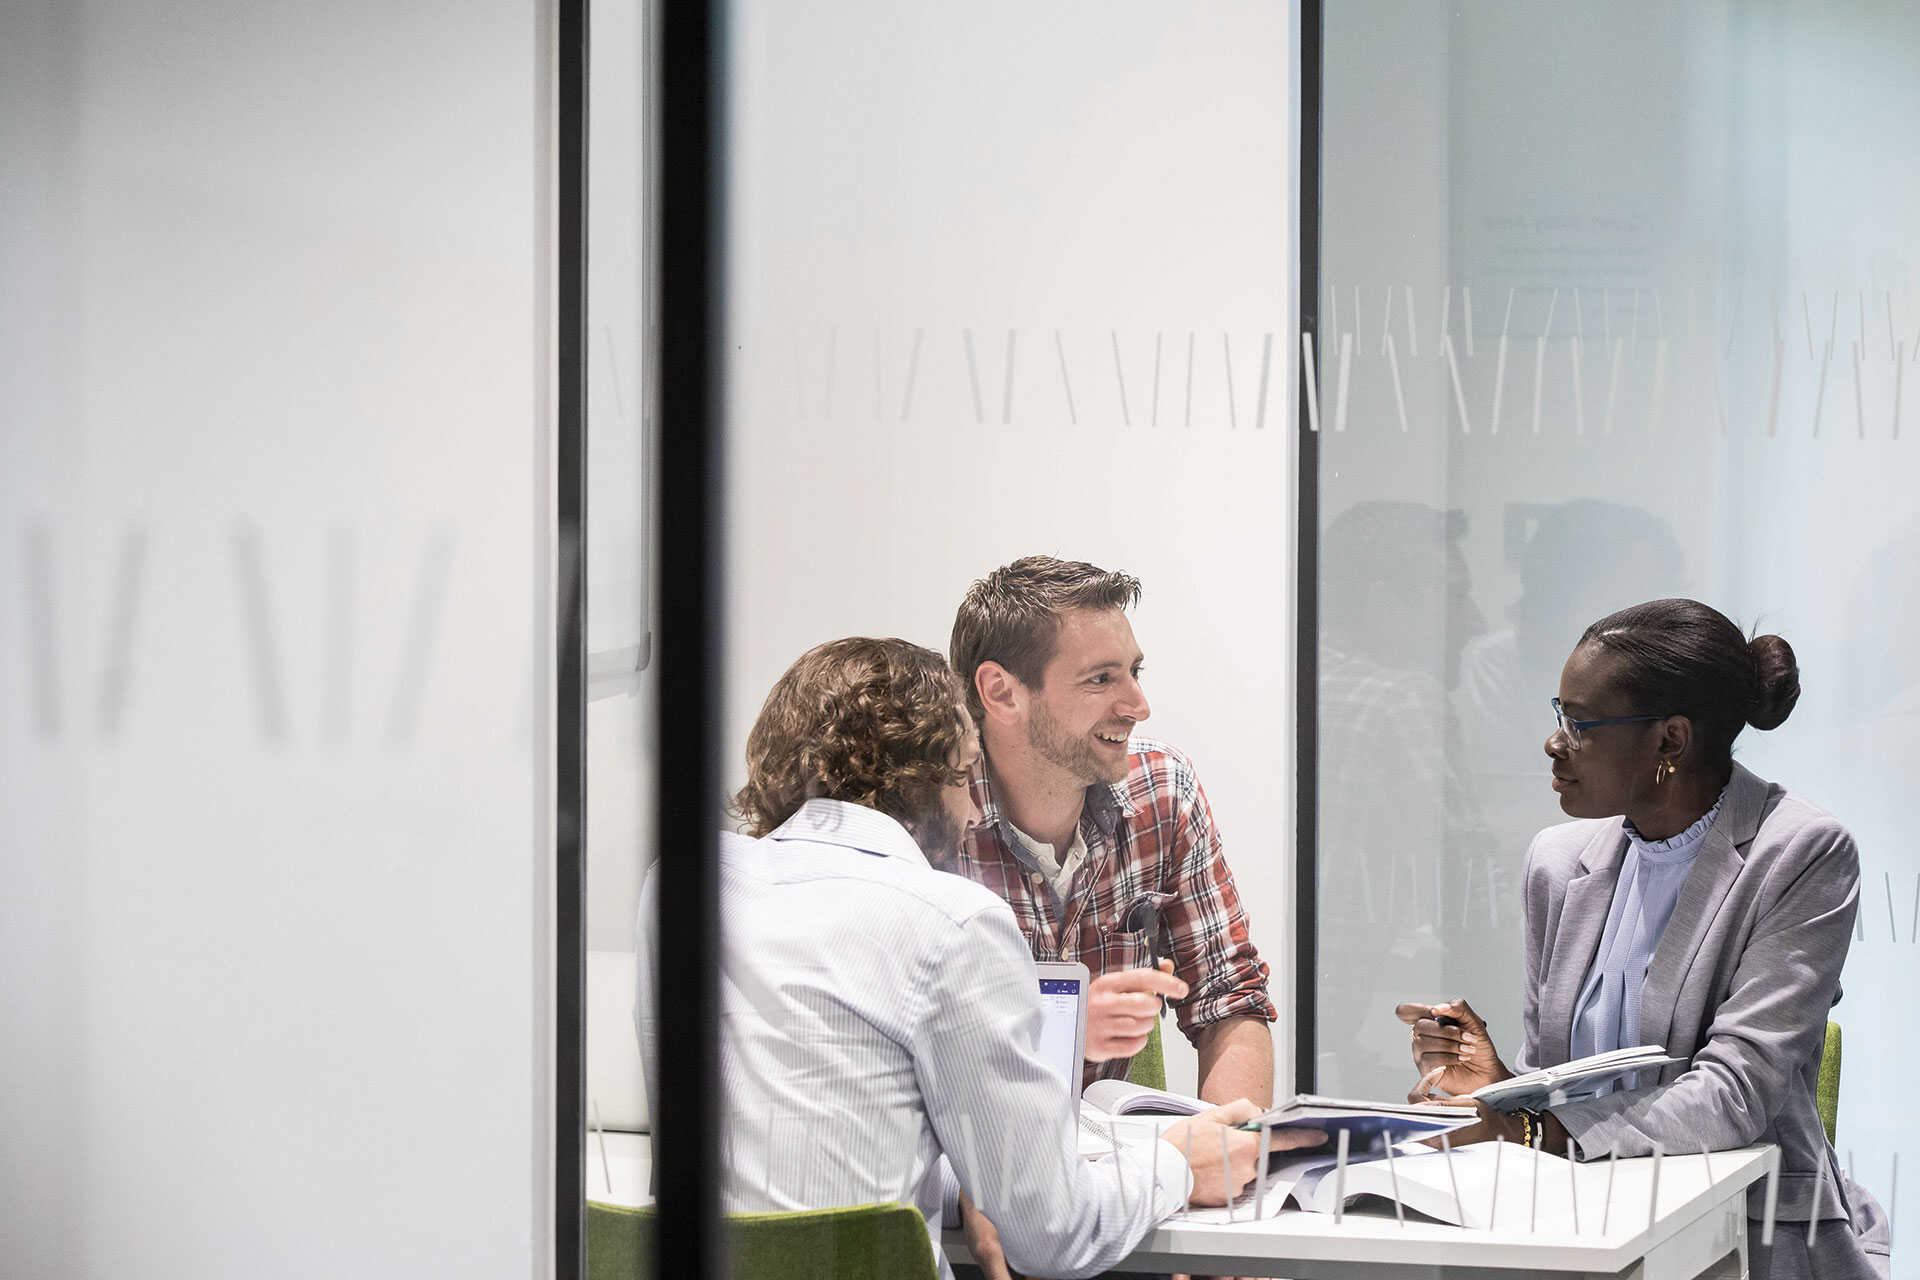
[1194,1015,1274,1108]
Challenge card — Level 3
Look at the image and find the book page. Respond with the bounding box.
[1082,1078,1208,1117]
[1178,1151,1332,1223]
[1309,1144,1588,1232]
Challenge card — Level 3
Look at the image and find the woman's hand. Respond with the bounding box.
[1409,1096,1521,1149]
[1394,997,1513,1098]
[1408,1095,1569,1155]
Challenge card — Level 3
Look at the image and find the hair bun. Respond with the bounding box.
[1747,634,1800,730]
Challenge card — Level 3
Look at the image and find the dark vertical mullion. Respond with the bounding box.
[654,0,725,1277]
[1293,0,1324,1097]
[556,0,588,1276]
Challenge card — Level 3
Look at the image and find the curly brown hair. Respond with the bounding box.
[949,555,1143,721]
[732,637,971,838]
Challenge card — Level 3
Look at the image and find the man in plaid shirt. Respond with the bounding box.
[942,556,1276,1105]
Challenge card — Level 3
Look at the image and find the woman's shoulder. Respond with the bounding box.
[1524,815,1621,874]
[1721,774,1864,905]
[1748,778,1857,858]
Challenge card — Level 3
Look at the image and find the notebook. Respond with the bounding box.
[1472,1045,1685,1110]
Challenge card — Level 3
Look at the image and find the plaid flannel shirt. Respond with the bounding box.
[939,737,1275,1088]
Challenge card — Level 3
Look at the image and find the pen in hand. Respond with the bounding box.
[1086,961,1185,1061]
[1122,897,1172,1015]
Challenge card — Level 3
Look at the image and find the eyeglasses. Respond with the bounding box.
[1548,697,1669,750]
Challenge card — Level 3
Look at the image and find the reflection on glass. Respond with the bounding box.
[1318,501,1489,1096]
[1322,4,1920,1271]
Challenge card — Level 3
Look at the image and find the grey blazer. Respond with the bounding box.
[1515,761,1859,1224]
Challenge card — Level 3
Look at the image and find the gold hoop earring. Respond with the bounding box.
[1655,759,1675,785]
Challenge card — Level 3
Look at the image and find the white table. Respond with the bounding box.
[585,1131,654,1206]
[586,1131,1771,1279]
[944,1145,1773,1280]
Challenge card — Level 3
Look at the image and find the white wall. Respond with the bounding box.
[0,2,555,1275]
[715,0,1299,1096]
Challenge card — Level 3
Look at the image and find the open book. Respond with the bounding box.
[1183,1140,1583,1231]
[1082,1079,1210,1118]
[1082,1081,1477,1153]
[1471,1045,1684,1111]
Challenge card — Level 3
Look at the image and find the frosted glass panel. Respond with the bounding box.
[619,7,1300,1265]
[1318,2,1917,1268]
[0,3,551,1275]
[584,0,658,1140]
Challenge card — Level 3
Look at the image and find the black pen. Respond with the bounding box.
[1122,897,1170,1015]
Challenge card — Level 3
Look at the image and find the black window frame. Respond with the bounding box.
[1293,0,1324,1095]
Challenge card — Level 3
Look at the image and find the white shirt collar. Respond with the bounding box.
[765,797,932,868]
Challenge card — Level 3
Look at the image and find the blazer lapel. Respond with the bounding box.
[1538,823,1627,1066]
[1639,764,1768,1055]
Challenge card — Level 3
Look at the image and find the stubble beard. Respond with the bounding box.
[1027,698,1128,786]
[907,807,966,862]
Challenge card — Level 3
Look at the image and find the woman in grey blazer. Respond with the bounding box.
[1398,599,1889,1280]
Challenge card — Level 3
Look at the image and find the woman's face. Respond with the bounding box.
[1544,642,1665,819]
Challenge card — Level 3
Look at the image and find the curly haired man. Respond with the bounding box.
[633,637,1316,1280]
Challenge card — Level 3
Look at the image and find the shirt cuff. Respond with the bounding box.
[1108,1127,1196,1221]
[1177,979,1278,1036]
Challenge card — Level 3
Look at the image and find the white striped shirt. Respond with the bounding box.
[634,798,1190,1280]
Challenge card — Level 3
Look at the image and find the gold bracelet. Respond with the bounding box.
[1517,1110,1533,1149]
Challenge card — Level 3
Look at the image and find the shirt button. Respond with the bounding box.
[1061,949,1075,962]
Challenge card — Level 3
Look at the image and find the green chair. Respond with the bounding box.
[587,1200,939,1280]
[1817,1020,1841,1145]
[1125,1015,1167,1091]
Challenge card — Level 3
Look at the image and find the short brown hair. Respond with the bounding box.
[732,637,970,838]
[949,556,1143,720]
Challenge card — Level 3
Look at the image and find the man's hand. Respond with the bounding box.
[1394,997,1511,1098]
[1159,1099,1326,1206]
[1086,961,1186,1061]
[957,1190,1016,1280]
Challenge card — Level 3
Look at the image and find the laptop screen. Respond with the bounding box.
[1035,976,1084,1091]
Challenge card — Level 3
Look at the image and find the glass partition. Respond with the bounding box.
[615,1,1300,1273]
[1317,3,1916,1267]
[583,0,660,1212]
[0,1,555,1273]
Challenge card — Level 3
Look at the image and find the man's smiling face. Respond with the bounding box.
[1023,607,1151,786]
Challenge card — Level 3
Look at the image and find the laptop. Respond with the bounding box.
[1033,960,1090,1120]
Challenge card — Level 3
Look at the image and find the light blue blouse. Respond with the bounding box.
[1565,795,1724,1095]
